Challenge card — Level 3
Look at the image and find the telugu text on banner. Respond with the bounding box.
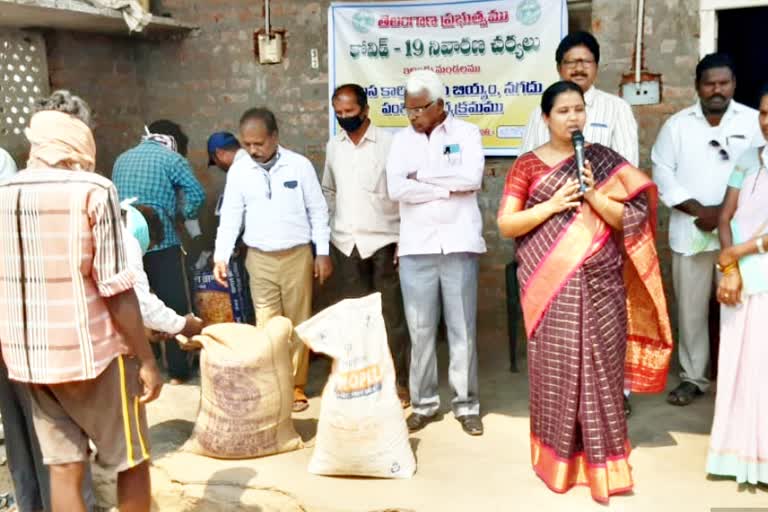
[328,0,568,156]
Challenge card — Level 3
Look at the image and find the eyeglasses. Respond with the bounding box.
[561,58,595,69]
[709,140,730,161]
[405,101,434,117]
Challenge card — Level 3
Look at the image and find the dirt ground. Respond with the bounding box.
[4,331,768,511]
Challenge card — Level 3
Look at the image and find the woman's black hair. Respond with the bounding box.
[133,204,165,248]
[541,81,584,115]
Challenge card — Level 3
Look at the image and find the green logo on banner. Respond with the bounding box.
[352,10,375,33]
[517,0,542,26]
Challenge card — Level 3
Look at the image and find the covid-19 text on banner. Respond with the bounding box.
[328,0,567,156]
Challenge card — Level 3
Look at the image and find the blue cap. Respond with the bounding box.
[207,132,240,165]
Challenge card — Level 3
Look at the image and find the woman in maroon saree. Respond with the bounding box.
[497,81,672,503]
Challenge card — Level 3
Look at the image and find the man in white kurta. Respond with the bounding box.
[387,70,485,436]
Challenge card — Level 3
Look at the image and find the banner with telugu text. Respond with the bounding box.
[328,0,567,156]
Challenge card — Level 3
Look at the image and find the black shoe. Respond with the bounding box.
[406,413,438,433]
[623,396,632,417]
[457,414,484,436]
[667,381,703,406]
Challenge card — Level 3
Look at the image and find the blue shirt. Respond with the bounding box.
[113,140,205,251]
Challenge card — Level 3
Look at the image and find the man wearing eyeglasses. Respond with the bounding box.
[520,31,639,166]
[652,53,762,407]
[387,69,485,437]
[213,107,332,413]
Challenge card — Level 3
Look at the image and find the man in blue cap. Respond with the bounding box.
[204,132,242,251]
[208,131,241,172]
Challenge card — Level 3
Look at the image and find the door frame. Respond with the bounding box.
[700,0,768,56]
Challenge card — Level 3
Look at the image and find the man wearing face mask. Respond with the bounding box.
[322,84,411,407]
[213,107,331,412]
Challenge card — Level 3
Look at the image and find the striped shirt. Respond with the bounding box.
[0,168,135,384]
[113,140,206,252]
[520,86,639,166]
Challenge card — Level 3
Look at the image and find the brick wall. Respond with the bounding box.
[593,0,700,322]
[46,31,144,176]
[41,0,705,334]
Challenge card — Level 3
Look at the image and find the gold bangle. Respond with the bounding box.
[718,262,739,274]
[716,260,736,271]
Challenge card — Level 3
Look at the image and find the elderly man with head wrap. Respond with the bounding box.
[0,90,162,512]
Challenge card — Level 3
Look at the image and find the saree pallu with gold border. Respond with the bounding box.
[505,144,672,503]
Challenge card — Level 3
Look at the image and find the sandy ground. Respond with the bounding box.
[4,329,768,511]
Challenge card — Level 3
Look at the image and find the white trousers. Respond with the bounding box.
[672,251,719,392]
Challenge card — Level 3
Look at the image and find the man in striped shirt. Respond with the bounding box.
[520,31,639,167]
[0,91,162,512]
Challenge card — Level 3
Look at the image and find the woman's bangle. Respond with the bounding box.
[757,236,766,254]
[716,261,739,274]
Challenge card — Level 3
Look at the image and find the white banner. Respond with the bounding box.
[328,0,567,156]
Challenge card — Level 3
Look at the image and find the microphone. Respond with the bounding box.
[571,130,586,193]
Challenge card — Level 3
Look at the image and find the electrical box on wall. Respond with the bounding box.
[254,30,284,64]
[620,71,662,106]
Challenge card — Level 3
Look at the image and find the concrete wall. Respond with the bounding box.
[37,0,705,333]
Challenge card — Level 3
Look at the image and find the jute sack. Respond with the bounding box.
[295,293,416,478]
[179,318,303,458]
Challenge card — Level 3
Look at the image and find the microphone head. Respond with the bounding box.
[571,130,585,144]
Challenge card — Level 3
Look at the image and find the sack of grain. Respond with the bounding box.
[295,293,415,478]
[192,258,254,325]
[181,318,302,459]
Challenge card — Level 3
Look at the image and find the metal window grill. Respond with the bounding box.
[0,30,49,149]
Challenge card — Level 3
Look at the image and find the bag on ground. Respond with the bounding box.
[295,293,416,478]
[181,318,303,459]
[192,258,254,324]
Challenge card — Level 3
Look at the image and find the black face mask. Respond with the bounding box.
[337,114,365,133]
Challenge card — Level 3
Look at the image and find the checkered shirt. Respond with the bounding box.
[112,140,205,251]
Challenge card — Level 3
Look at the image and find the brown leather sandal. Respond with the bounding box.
[293,387,309,413]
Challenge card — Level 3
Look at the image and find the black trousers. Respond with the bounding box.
[331,243,410,388]
[143,245,190,380]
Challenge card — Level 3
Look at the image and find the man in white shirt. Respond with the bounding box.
[323,84,411,406]
[652,53,762,406]
[213,108,332,412]
[387,70,485,436]
[122,202,203,339]
[521,31,639,166]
